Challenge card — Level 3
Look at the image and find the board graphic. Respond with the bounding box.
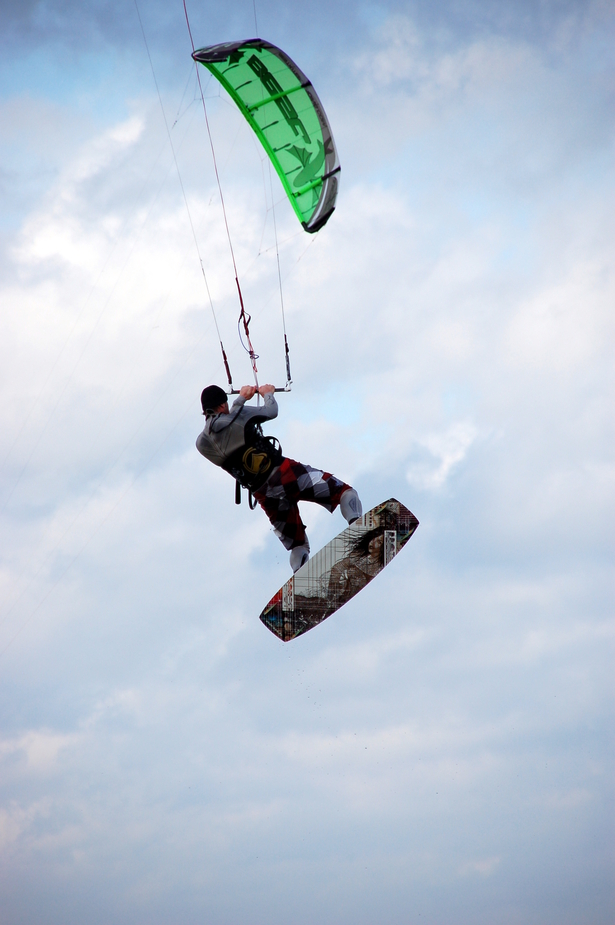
[259,498,419,641]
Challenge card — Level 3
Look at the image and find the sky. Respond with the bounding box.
[0,1,613,923]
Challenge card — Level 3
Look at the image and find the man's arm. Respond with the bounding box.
[209,384,278,435]
[251,384,278,422]
[230,384,278,421]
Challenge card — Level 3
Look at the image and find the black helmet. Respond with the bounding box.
[200,385,228,414]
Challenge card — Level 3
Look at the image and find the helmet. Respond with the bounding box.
[200,385,228,414]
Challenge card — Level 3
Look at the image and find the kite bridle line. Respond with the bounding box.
[133,0,238,389]
[183,0,293,396]
[268,161,293,388]
[183,0,262,393]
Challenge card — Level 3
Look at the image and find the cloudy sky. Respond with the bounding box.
[0,1,613,922]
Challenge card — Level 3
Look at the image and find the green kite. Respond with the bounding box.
[192,39,340,233]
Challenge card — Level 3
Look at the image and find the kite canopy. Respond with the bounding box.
[192,39,340,233]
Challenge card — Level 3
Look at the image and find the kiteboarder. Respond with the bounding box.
[196,384,362,571]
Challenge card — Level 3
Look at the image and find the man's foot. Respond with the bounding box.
[290,542,310,572]
[340,488,363,525]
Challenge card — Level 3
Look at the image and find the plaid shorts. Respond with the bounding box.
[253,457,351,550]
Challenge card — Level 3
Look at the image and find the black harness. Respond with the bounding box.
[221,420,283,492]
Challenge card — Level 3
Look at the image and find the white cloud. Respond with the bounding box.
[506,255,614,371]
[458,855,501,877]
[0,729,75,774]
[0,799,52,851]
[406,421,478,490]
[0,6,613,924]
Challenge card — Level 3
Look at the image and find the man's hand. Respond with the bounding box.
[258,384,276,396]
[239,385,257,399]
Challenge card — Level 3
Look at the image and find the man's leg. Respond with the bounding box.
[339,487,362,524]
[253,459,362,569]
[289,460,361,522]
[252,482,310,573]
[253,480,308,551]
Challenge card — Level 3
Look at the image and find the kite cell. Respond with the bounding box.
[192,39,340,233]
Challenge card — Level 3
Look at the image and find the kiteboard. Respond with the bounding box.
[259,498,419,641]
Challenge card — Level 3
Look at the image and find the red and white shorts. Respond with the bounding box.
[253,457,351,550]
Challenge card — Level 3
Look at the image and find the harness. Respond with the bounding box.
[221,421,283,493]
